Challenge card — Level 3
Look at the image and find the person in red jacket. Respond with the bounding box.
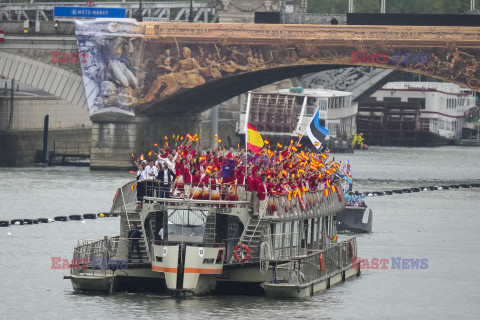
[191,168,203,199]
[183,164,192,197]
[256,174,268,216]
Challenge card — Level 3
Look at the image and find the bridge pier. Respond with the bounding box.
[90,113,136,171]
[90,111,227,170]
[135,113,207,155]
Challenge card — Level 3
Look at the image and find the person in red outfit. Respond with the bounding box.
[256,174,268,216]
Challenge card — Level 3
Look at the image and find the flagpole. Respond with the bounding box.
[297,106,320,146]
[244,91,252,184]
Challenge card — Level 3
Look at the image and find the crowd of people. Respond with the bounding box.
[132,133,346,214]
[345,190,366,207]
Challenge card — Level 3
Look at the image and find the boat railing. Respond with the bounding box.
[262,187,345,220]
[262,232,303,261]
[294,237,358,285]
[143,182,250,210]
[70,236,120,276]
[111,180,251,212]
[111,180,345,219]
[110,181,137,215]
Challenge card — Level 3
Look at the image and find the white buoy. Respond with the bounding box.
[438,187,443,190]
[14,221,20,225]
[7,232,12,237]
[81,220,86,224]
[48,218,53,223]
[423,188,428,191]
[368,193,373,197]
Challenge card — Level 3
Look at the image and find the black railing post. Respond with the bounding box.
[43,115,49,165]
[7,78,14,129]
[137,0,143,22]
[188,0,194,22]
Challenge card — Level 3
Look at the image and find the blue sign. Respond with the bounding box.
[54,7,126,18]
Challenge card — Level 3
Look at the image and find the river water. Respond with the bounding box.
[1,146,479,319]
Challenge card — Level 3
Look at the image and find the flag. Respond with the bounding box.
[130,184,135,190]
[345,157,353,183]
[305,110,329,151]
[247,123,264,153]
[346,174,353,183]
[221,158,236,178]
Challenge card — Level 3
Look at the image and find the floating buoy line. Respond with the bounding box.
[363,182,479,197]
[0,213,117,228]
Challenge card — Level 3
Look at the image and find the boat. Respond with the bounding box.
[336,206,372,233]
[236,87,358,153]
[358,82,476,146]
[459,106,480,146]
[65,180,361,297]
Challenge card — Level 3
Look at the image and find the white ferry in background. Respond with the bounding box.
[359,82,476,146]
[237,87,357,152]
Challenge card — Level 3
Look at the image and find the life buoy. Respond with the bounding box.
[349,241,354,257]
[233,244,251,262]
[319,253,325,272]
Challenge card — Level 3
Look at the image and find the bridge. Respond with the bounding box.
[2,20,480,169]
[133,22,480,115]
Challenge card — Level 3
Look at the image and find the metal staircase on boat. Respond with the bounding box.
[237,217,270,260]
[120,212,150,264]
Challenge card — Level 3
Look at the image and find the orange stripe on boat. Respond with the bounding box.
[152,266,178,273]
[184,268,223,274]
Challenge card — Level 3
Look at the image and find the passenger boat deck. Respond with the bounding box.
[65,180,361,297]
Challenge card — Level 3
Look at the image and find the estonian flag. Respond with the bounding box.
[305,110,328,151]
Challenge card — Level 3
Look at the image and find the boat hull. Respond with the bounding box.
[67,275,114,292]
[337,207,372,233]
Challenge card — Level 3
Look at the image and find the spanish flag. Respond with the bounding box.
[247,123,264,154]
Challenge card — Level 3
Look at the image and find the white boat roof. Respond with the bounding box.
[277,88,352,98]
[381,82,472,94]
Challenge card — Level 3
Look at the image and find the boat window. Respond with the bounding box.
[166,209,208,242]
[305,106,315,116]
[292,221,299,248]
[319,98,328,111]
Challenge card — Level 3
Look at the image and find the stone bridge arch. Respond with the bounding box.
[127,23,480,116]
[0,51,87,109]
[74,21,480,170]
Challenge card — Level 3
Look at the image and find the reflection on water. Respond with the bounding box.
[1,146,480,319]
